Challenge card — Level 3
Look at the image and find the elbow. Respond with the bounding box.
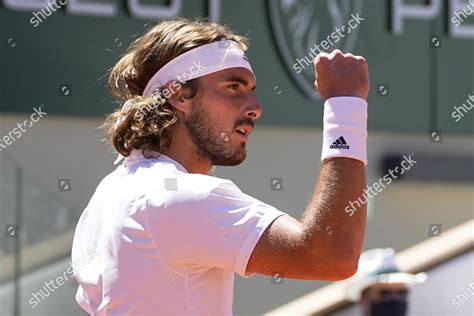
[328,240,363,280]
[302,238,362,280]
[331,259,358,280]
[304,252,360,281]
[322,253,360,281]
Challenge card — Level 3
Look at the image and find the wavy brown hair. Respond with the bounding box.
[102,18,249,158]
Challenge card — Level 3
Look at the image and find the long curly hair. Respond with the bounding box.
[102,18,249,158]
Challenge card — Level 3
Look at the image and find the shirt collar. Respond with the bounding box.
[123,149,188,173]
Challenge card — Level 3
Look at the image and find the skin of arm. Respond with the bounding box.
[246,49,369,280]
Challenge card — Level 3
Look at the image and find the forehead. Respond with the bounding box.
[200,67,256,84]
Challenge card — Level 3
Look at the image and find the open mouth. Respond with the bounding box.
[235,125,252,136]
[236,128,246,135]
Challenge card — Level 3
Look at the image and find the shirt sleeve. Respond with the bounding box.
[145,176,287,278]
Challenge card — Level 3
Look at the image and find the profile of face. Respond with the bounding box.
[360,283,409,316]
[183,67,261,166]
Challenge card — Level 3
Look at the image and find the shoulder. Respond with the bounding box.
[182,173,240,193]
[145,172,247,209]
[166,173,240,200]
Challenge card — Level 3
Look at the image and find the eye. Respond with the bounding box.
[228,83,240,90]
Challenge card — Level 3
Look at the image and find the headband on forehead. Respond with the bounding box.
[142,40,254,97]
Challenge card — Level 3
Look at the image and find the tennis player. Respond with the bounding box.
[71,18,369,315]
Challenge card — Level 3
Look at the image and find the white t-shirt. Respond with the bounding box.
[71,149,286,315]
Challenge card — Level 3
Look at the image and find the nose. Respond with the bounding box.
[245,96,262,120]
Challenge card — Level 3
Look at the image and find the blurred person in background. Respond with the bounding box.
[347,248,427,316]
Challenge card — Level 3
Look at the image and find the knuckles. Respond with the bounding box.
[314,49,366,67]
[313,49,370,100]
[314,50,368,78]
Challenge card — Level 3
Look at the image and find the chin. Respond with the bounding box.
[212,147,246,166]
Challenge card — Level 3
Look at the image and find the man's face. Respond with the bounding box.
[184,67,261,166]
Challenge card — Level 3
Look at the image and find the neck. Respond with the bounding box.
[160,128,212,175]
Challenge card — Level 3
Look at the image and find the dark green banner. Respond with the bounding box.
[0,0,473,133]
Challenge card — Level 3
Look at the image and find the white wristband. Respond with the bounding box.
[321,97,368,165]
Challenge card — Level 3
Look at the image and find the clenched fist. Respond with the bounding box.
[314,49,369,101]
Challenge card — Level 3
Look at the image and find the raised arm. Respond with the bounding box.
[246,49,369,280]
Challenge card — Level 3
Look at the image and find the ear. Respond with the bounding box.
[162,80,192,114]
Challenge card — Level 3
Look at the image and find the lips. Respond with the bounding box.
[235,125,252,136]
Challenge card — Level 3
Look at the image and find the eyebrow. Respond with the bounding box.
[222,75,256,91]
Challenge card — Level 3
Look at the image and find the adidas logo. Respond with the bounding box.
[330,136,350,149]
[242,53,249,62]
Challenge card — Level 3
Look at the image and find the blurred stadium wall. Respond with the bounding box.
[0,1,472,315]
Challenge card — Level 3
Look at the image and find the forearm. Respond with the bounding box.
[300,157,366,270]
[296,49,368,276]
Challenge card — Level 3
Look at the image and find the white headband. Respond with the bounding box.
[143,40,254,97]
[113,40,253,165]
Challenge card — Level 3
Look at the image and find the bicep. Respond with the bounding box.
[245,214,318,280]
[245,213,353,281]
